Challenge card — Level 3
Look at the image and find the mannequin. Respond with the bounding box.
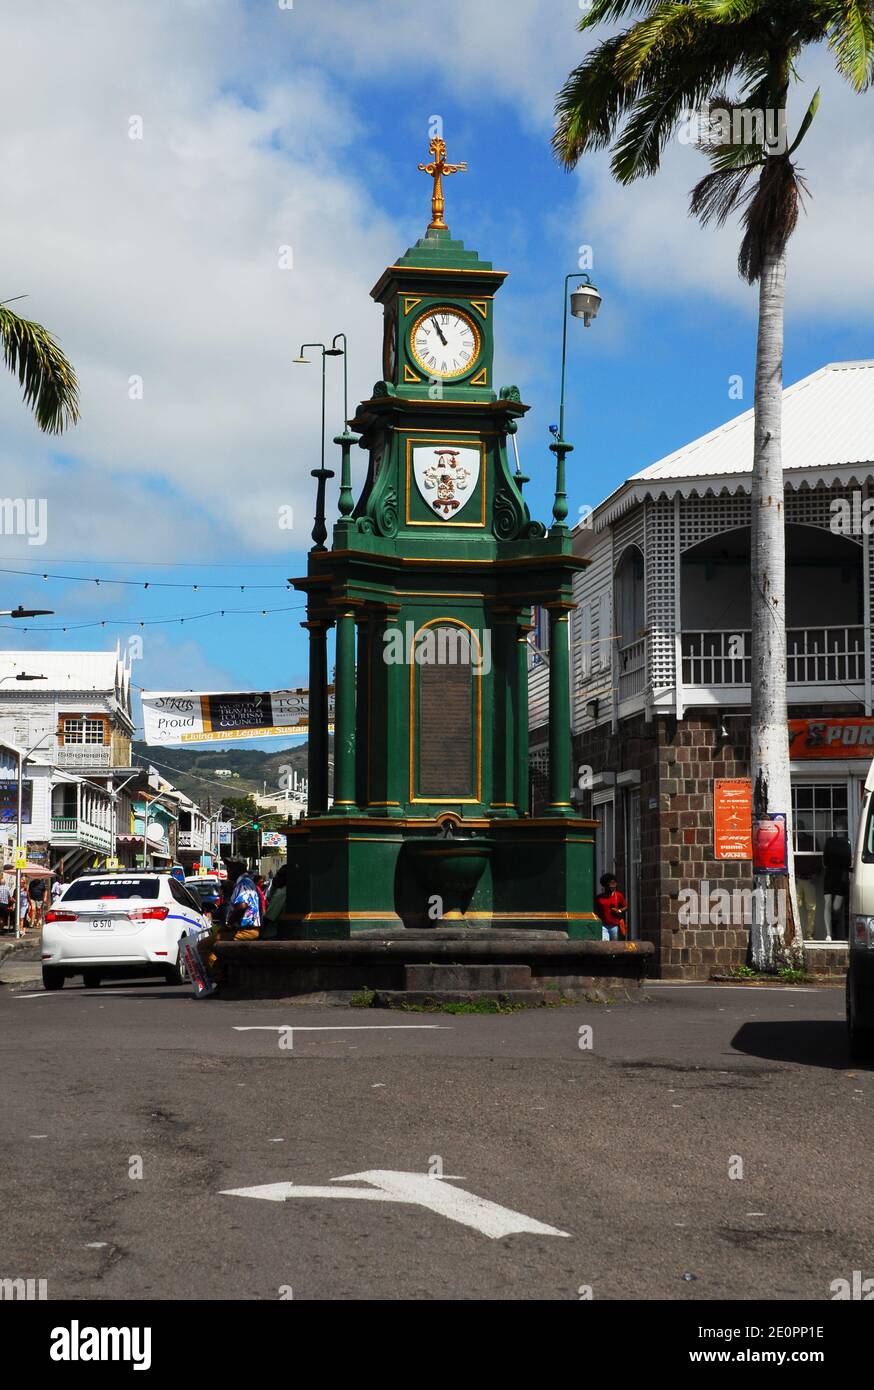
[794,859,818,940]
[822,823,852,942]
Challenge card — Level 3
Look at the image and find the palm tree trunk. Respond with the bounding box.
[749,237,800,970]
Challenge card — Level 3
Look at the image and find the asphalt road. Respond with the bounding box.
[0,956,869,1302]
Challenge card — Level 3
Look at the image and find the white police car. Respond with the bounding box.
[41,872,209,990]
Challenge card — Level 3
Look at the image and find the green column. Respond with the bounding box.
[332,608,357,810]
[381,608,405,816]
[488,613,515,816]
[355,613,370,809]
[305,619,330,816]
[547,604,573,814]
[514,616,532,814]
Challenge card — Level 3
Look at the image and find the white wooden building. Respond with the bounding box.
[529,360,874,977]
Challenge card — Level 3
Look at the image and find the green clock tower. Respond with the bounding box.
[289,137,598,940]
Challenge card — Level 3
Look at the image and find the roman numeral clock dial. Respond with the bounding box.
[410,307,481,381]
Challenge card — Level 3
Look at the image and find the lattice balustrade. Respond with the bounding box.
[644,497,676,692]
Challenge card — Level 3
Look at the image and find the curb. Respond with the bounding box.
[0,935,38,968]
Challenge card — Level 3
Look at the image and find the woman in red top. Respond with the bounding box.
[594,873,627,941]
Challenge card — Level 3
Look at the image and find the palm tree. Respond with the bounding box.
[0,297,79,433]
[554,0,874,969]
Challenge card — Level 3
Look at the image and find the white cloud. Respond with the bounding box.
[570,44,874,325]
[2,0,870,574]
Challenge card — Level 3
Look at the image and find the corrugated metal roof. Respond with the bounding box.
[633,360,874,482]
[587,360,874,531]
[0,650,122,692]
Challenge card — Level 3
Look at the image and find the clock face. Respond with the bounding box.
[409,306,481,381]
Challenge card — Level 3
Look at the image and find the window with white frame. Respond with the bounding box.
[62,716,107,745]
[792,782,848,855]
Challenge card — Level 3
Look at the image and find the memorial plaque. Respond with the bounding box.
[417,634,473,797]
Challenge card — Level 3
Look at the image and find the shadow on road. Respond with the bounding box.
[731,1019,872,1070]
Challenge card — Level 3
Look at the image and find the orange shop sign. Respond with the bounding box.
[789,718,874,759]
[714,779,752,861]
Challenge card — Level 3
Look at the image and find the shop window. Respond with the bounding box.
[792,782,848,854]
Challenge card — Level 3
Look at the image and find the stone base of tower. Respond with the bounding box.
[280,814,603,940]
[213,931,654,1001]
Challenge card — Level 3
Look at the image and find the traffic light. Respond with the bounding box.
[252,821,260,831]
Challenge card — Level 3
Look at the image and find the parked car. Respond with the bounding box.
[41,872,209,990]
[848,759,874,1057]
[183,875,225,924]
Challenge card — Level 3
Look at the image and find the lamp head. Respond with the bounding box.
[570,277,602,327]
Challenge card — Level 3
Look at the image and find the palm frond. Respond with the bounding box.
[738,154,808,282]
[821,0,874,88]
[787,85,821,153]
[0,304,80,434]
[578,0,678,29]
[553,33,644,167]
[689,161,759,224]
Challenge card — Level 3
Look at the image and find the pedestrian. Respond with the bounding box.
[253,875,268,920]
[51,875,65,904]
[260,866,287,940]
[28,874,47,930]
[228,872,261,940]
[594,872,627,941]
[0,875,10,931]
[18,882,29,932]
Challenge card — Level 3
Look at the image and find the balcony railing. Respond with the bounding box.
[682,627,866,687]
[618,638,647,703]
[51,816,112,852]
[57,745,112,767]
[177,830,209,851]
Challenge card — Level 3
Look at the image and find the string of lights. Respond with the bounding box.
[0,604,305,633]
[0,565,294,591]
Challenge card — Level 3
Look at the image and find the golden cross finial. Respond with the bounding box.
[418,136,467,231]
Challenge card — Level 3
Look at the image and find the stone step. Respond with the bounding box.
[373,989,546,1009]
[403,963,532,992]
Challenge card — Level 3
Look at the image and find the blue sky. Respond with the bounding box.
[2,0,872,748]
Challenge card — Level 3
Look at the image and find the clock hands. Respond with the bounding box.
[431,317,448,347]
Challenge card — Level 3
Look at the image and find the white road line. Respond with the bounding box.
[233,1025,450,1032]
[646,983,817,993]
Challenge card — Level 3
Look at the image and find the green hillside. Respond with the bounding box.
[131,740,313,809]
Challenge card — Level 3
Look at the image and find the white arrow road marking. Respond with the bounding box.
[221,1170,571,1240]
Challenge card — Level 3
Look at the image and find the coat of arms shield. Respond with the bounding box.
[412,445,480,520]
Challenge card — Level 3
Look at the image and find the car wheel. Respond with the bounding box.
[847,976,874,1060]
[42,967,65,991]
[164,947,188,987]
[82,970,101,989]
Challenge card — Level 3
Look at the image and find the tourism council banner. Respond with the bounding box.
[141,688,334,745]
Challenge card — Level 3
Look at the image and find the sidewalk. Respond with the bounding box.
[0,933,42,986]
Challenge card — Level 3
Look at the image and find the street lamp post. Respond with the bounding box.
[294,341,341,551]
[13,733,52,938]
[549,272,602,534]
[0,675,49,937]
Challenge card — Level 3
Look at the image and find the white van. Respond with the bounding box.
[847,759,874,1057]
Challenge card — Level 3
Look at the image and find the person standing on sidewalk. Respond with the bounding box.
[0,876,10,932]
[594,873,628,942]
[28,875,47,931]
